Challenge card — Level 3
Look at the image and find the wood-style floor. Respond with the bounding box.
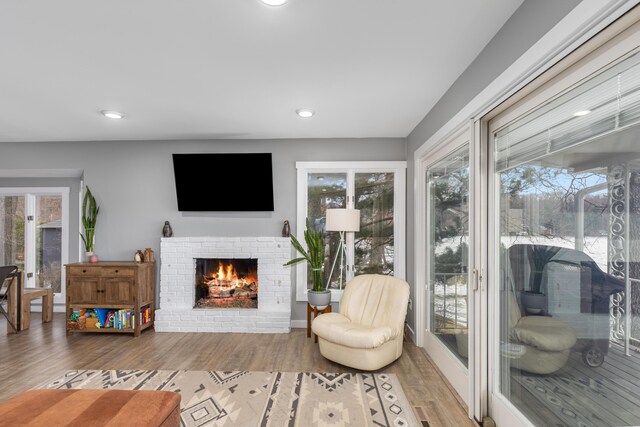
[511,342,640,427]
[0,313,474,427]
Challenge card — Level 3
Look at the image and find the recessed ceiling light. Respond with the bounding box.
[573,110,591,117]
[296,108,315,118]
[101,110,125,119]
[261,0,288,6]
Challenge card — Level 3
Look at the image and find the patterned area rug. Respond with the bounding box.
[41,370,420,427]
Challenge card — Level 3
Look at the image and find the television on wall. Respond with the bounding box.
[172,153,274,212]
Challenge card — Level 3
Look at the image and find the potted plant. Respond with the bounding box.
[520,245,560,314]
[81,186,100,263]
[284,219,330,309]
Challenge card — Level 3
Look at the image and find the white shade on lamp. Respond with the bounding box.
[326,208,360,232]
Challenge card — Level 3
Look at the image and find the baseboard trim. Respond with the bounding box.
[290,320,306,329]
[29,303,66,313]
[405,322,416,344]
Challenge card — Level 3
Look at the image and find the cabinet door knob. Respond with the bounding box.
[115,270,119,273]
[82,269,86,273]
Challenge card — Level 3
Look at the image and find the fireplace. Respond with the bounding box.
[157,237,291,333]
[194,258,258,309]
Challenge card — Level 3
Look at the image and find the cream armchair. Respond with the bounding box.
[311,274,410,371]
[507,287,577,374]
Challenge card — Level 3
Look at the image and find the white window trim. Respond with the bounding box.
[295,161,406,302]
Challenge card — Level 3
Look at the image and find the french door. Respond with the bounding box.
[0,188,69,304]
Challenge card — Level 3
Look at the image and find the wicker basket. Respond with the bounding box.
[66,316,86,331]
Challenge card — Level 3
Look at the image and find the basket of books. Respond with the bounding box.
[66,316,86,331]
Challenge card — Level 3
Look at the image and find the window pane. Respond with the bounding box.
[36,195,62,293]
[307,173,346,289]
[495,50,640,427]
[427,147,469,366]
[354,173,394,277]
[0,196,25,271]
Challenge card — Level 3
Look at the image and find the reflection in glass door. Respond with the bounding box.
[489,48,640,427]
[427,146,470,366]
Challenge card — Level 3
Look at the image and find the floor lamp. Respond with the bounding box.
[325,208,360,290]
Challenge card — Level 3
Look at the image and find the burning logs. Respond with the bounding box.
[208,282,258,299]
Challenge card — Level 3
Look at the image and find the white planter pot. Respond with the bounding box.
[308,290,331,310]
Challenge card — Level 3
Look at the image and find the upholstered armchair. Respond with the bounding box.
[506,286,578,374]
[311,274,410,371]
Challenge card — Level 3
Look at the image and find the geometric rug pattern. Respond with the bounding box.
[40,370,420,426]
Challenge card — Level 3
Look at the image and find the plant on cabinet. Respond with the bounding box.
[81,186,100,263]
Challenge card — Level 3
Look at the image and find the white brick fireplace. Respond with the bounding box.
[154,237,292,333]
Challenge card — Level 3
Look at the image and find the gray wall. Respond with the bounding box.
[404,0,581,333]
[0,138,405,321]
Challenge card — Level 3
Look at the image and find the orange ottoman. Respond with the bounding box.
[0,389,181,426]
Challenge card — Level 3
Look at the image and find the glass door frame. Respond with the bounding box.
[0,187,69,305]
[415,124,478,415]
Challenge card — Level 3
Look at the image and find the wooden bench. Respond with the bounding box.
[0,389,181,426]
[6,270,54,333]
[21,287,54,330]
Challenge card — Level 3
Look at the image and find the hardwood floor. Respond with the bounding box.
[1,313,474,427]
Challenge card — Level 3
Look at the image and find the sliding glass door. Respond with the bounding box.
[427,146,470,366]
[420,128,475,407]
[487,42,640,427]
[0,188,68,304]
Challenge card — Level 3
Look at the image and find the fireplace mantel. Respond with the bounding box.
[154,237,291,333]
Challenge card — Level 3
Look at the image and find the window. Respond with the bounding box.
[295,162,406,301]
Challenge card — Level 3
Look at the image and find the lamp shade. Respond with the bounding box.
[326,208,360,232]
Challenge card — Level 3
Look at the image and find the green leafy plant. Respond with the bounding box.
[284,219,326,292]
[529,245,561,294]
[80,186,100,253]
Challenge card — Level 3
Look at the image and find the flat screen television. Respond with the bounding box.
[172,153,274,212]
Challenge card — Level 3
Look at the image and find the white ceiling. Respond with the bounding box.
[0,0,523,142]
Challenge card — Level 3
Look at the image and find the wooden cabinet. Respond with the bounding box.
[65,261,155,336]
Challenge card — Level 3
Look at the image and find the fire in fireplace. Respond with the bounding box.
[194,258,258,309]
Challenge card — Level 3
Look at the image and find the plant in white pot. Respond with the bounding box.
[81,186,100,263]
[284,219,330,309]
